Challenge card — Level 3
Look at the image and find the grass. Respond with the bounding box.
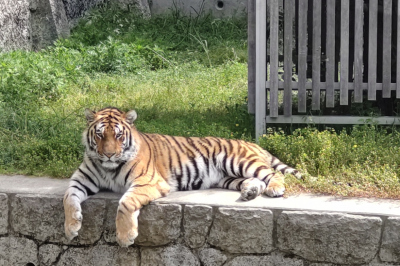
[0,4,399,199]
[0,4,250,177]
[260,126,400,199]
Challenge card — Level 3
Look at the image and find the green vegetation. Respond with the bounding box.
[0,4,250,177]
[261,126,400,199]
[0,4,399,199]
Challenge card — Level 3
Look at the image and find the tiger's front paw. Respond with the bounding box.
[64,207,82,241]
[116,208,140,247]
[116,228,138,247]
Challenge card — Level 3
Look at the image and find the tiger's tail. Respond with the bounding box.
[271,156,302,179]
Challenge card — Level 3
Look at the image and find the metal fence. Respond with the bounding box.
[248,0,400,138]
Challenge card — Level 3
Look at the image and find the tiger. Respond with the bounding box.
[63,107,301,247]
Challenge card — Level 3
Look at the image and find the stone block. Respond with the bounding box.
[368,263,398,266]
[57,244,139,266]
[0,237,38,265]
[135,204,182,246]
[103,199,119,243]
[208,207,273,253]
[380,217,400,263]
[105,202,182,246]
[225,252,304,266]
[0,194,8,235]
[198,248,227,266]
[141,244,200,266]
[39,244,63,266]
[11,194,106,245]
[183,205,213,248]
[277,211,382,264]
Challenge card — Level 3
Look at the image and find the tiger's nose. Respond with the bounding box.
[104,152,115,158]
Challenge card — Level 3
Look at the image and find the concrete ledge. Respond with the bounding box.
[0,175,400,265]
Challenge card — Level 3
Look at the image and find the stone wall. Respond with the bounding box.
[1,175,400,265]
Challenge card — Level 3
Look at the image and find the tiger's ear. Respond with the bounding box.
[84,108,96,123]
[125,110,137,125]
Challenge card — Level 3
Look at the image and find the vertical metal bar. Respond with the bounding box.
[368,0,378,100]
[326,0,335,107]
[255,0,267,138]
[354,0,364,103]
[397,0,400,98]
[312,0,321,110]
[284,0,294,116]
[340,0,349,105]
[382,0,392,98]
[269,0,279,117]
[248,0,256,113]
[298,0,308,113]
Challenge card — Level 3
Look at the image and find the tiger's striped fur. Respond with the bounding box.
[63,107,301,247]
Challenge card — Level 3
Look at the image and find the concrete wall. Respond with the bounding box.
[1,175,400,265]
[149,0,247,18]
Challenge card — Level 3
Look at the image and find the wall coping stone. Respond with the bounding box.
[1,175,400,265]
[1,175,399,217]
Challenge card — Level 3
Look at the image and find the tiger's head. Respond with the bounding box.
[83,107,139,169]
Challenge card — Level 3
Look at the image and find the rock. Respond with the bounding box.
[115,0,150,16]
[0,237,38,265]
[57,244,139,265]
[380,217,400,263]
[141,244,200,266]
[50,0,71,38]
[29,0,69,50]
[208,207,274,253]
[277,211,382,264]
[0,0,150,51]
[135,204,182,246]
[183,205,213,248]
[198,248,227,266]
[63,0,150,27]
[0,194,8,235]
[0,0,31,51]
[62,0,104,27]
[225,252,303,266]
[39,244,63,266]
[11,194,106,245]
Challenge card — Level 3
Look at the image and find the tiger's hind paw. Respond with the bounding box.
[264,181,285,197]
[240,178,266,201]
[240,186,259,201]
